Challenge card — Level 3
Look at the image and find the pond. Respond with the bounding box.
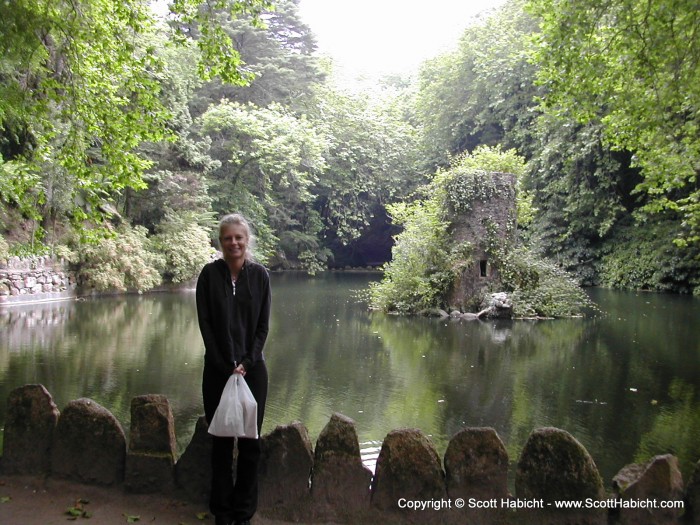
[1,271,699,489]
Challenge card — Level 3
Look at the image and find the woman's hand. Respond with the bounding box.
[233,363,246,376]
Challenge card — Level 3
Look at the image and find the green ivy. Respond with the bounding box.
[445,169,501,214]
[438,145,525,220]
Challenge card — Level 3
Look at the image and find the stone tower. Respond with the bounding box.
[446,171,517,310]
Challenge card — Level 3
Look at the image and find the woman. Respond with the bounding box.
[196,214,271,525]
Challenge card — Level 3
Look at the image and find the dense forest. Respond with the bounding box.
[1,0,699,301]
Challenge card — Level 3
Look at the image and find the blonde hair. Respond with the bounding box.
[218,213,256,260]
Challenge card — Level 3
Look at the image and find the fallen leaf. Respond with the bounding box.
[196,512,209,520]
[1,496,11,503]
[123,513,140,523]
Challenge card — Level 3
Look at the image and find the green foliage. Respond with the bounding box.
[0,0,269,229]
[298,249,330,276]
[525,118,636,284]
[528,0,700,245]
[53,244,77,264]
[415,0,539,168]
[497,247,593,317]
[126,169,214,232]
[309,84,421,247]
[201,99,328,268]
[451,144,527,176]
[439,146,522,226]
[151,218,215,283]
[369,198,451,313]
[189,0,324,113]
[8,242,51,259]
[597,218,700,295]
[0,158,41,220]
[1,0,169,221]
[169,0,272,84]
[444,169,501,214]
[77,225,163,293]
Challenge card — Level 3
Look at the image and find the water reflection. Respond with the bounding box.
[1,276,699,488]
[0,294,205,452]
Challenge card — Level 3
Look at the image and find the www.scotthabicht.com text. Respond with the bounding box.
[397,497,685,511]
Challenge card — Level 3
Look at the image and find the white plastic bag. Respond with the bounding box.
[208,374,258,438]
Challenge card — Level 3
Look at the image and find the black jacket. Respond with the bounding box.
[196,258,271,377]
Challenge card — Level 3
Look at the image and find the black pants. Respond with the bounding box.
[203,361,268,522]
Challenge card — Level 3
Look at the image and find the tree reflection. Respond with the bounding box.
[1,278,699,486]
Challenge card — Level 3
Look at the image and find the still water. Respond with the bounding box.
[1,271,700,487]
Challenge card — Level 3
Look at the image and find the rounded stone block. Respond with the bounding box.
[613,454,684,525]
[174,416,212,504]
[686,459,700,524]
[311,413,372,512]
[445,426,509,500]
[259,421,314,518]
[516,427,605,525]
[370,428,446,512]
[50,398,126,485]
[3,384,60,474]
[129,394,176,456]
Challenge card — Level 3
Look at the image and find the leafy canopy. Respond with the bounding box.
[0,0,269,224]
[527,0,700,245]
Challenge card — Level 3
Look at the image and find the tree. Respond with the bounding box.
[199,100,328,269]
[415,0,540,170]
[528,0,700,245]
[189,0,324,115]
[525,117,641,283]
[0,0,269,234]
[124,42,218,232]
[309,84,421,252]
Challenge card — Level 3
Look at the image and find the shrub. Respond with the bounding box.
[152,222,214,283]
[369,198,452,313]
[52,244,78,264]
[77,225,163,292]
[498,247,594,318]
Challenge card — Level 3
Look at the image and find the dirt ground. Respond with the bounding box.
[0,474,300,525]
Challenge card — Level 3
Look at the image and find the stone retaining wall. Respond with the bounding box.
[0,256,77,304]
[1,384,696,524]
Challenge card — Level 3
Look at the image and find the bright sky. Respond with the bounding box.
[298,0,508,79]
